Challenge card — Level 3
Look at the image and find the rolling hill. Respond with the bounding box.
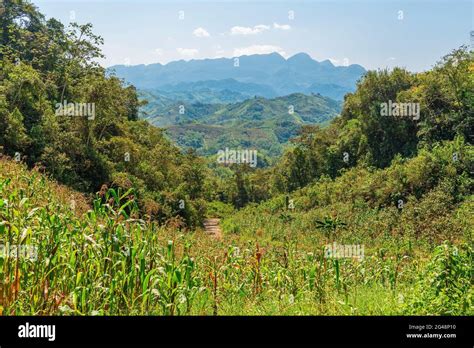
[151,93,342,158]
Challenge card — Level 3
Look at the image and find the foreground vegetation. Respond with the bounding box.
[0,147,472,315]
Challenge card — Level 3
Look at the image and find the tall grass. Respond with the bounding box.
[0,157,472,315]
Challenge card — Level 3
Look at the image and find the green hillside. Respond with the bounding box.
[152,93,341,158]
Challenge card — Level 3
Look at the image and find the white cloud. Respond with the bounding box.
[254,24,270,32]
[233,45,286,57]
[212,44,227,58]
[230,24,270,35]
[273,22,291,30]
[154,48,164,56]
[176,48,199,59]
[193,27,210,38]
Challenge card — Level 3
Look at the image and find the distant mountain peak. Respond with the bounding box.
[320,59,335,67]
[269,52,284,57]
[288,52,313,61]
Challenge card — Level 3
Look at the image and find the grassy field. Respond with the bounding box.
[0,144,472,315]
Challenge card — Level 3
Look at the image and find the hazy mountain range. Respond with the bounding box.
[108,52,366,101]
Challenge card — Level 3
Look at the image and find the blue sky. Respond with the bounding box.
[34,0,473,71]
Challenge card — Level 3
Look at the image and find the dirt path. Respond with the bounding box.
[203,218,222,240]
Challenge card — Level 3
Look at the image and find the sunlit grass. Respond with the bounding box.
[0,158,472,315]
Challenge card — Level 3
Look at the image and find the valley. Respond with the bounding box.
[109,53,363,159]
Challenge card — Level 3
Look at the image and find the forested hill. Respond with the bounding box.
[143,92,341,158]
